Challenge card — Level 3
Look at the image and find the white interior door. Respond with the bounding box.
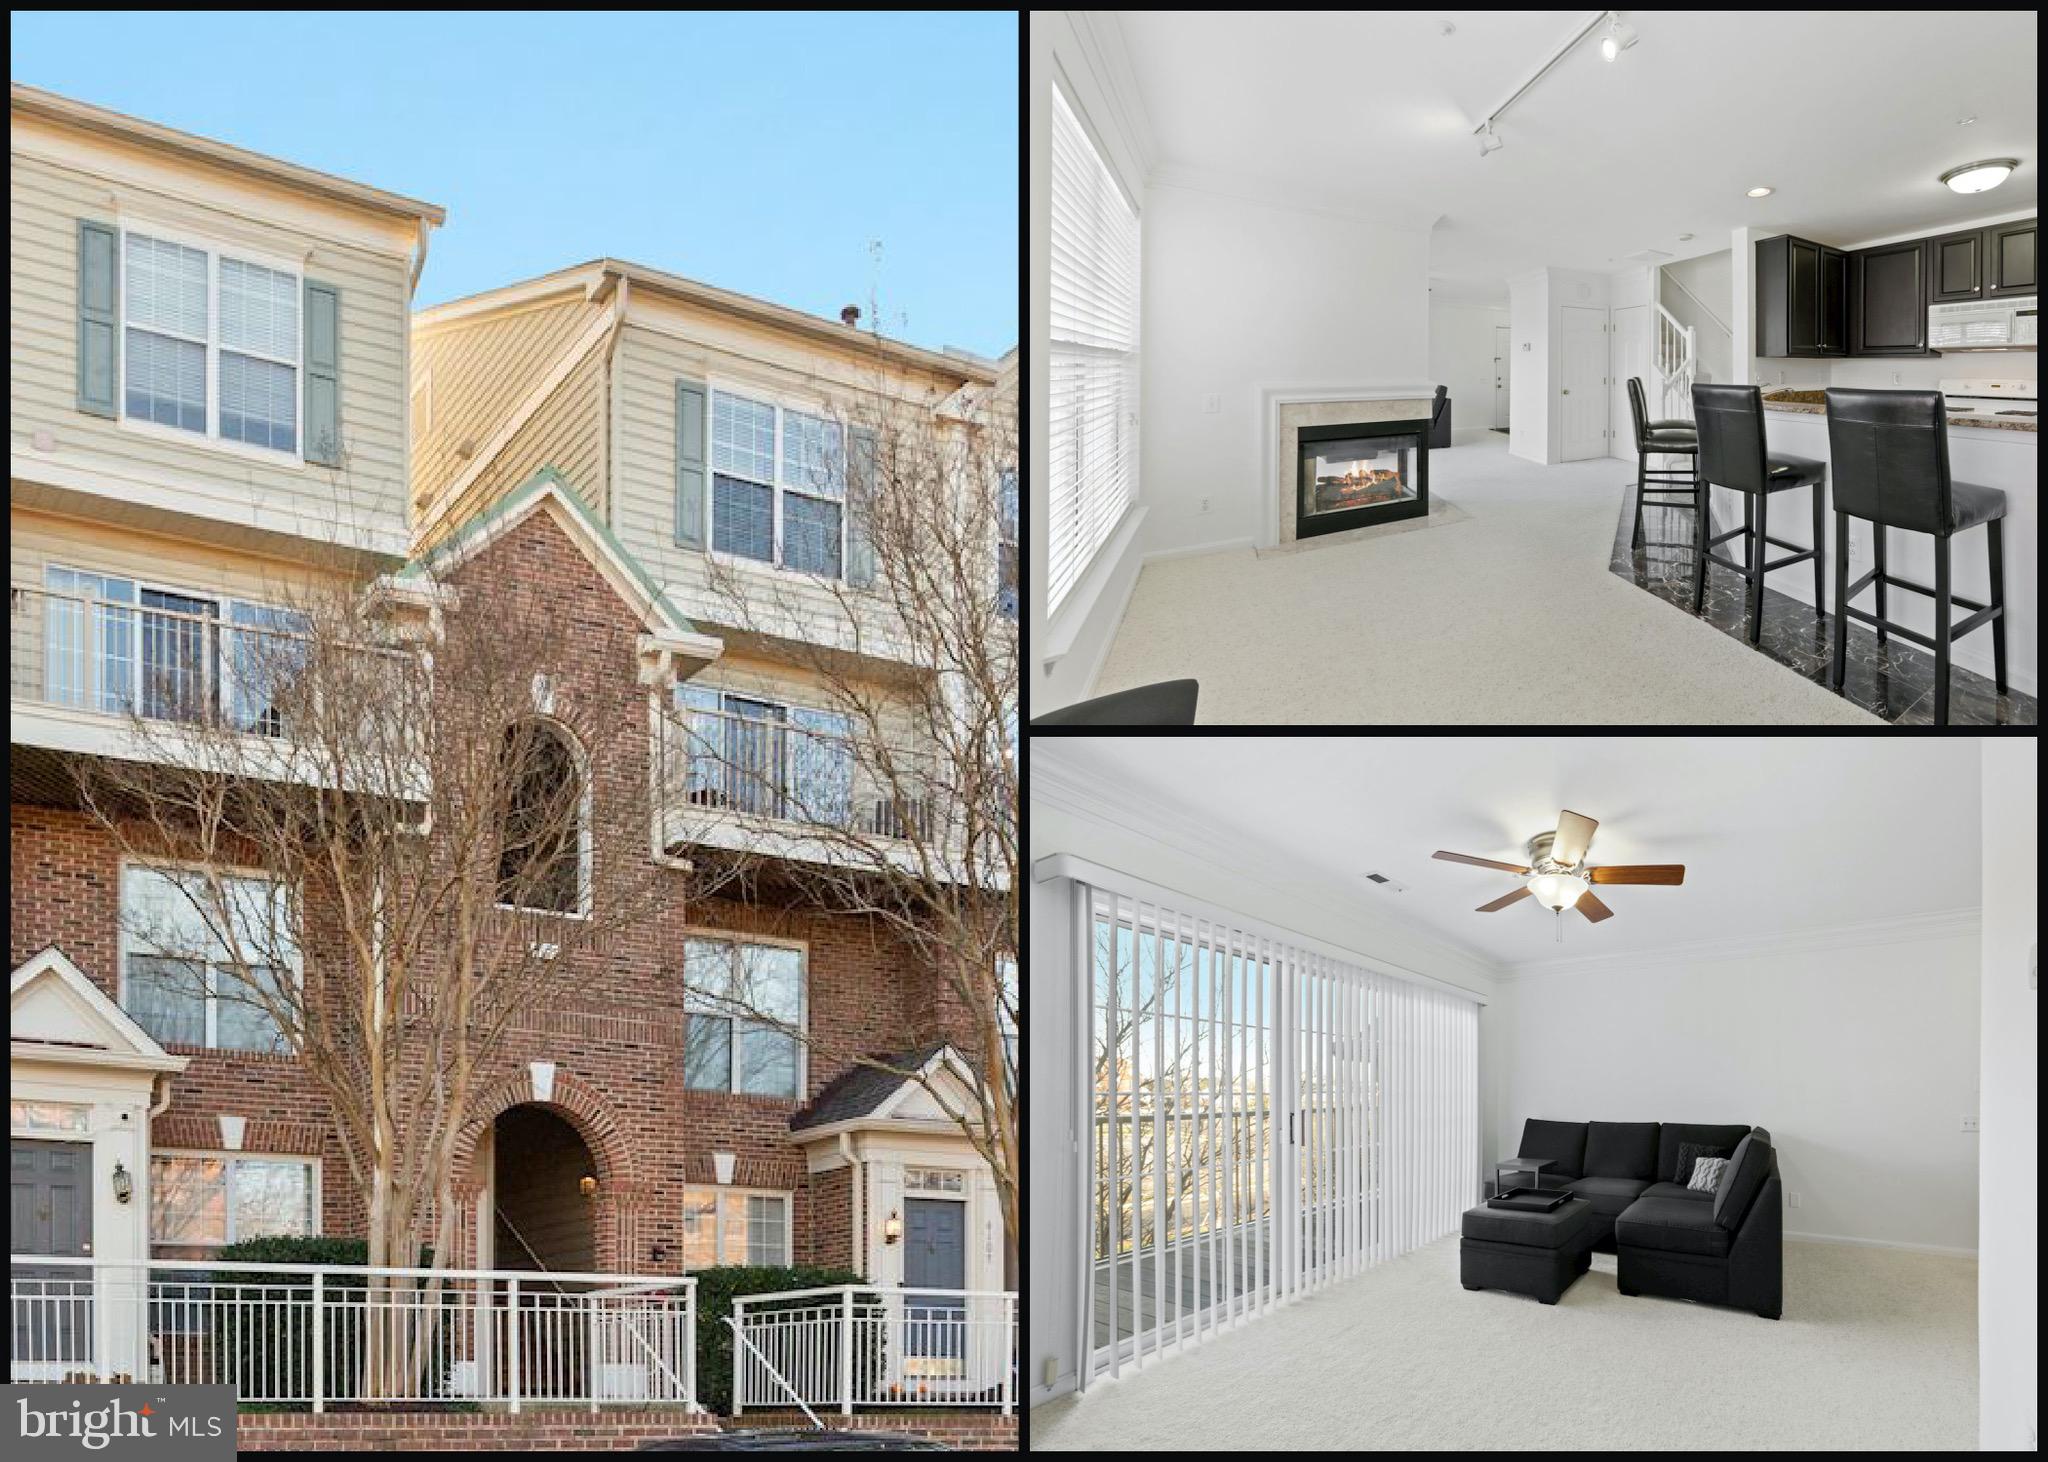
[1493,324,1511,429]
[1560,306,1608,461]
[1610,305,1647,456]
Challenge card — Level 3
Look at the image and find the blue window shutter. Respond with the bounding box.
[675,379,708,548]
[846,426,877,587]
[76,220,119,417]
[303,280,342,465]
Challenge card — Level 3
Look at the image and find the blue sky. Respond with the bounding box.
[11,10,1018,357]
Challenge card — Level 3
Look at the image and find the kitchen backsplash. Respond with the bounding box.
[1747,352,2036,392]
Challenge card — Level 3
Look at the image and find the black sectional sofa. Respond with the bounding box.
[1501,1118,1782,1319]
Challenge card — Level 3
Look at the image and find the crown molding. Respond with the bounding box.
[1033,748,1505,990]
[1501,908,1984,982]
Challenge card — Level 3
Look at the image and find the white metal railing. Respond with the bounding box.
[10,1256,697,1413]
[656,702,945,843]
[729,1286,1015,1416]
[1652,301,1698,425]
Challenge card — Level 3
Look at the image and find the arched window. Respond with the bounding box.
[497,719,584,915]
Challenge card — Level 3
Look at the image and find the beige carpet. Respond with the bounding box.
[1029,1237,1977,1451]
[1093,437,1882,725]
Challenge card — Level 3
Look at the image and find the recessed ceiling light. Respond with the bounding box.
[1940,158,2020,194]
[1746,186,1774,198]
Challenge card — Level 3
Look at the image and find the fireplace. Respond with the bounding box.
[1297,419,1429,538]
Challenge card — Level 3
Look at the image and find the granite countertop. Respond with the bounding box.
[1761,391,2037,433]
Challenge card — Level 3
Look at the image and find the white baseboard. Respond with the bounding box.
[1143,535,1255,563]
[1785,1229,1978,1258]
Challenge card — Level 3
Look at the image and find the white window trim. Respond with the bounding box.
[705,385,848,581]
[115,218,305,468]
[147,1149,323,1251]
[681,1183,794,1268]
[44,562,309,733]
[492,716,595,921]
[681,928,810,1101]
[117,856,302,1055]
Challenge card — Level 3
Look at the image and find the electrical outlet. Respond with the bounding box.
[1201,393,1220,414]
[1198,497,1211,514]
[1962,1116,1979,1133]
[1788,1192,1801,1209]
[1043,1356,1057,1388]
[1892,370,1903,385]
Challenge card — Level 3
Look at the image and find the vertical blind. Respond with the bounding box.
[1048,81,1140,614]
[1073,875,1478,1388]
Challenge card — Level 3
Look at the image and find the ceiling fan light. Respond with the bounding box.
[1939,158,2019,194]
[1526,871,1589,913]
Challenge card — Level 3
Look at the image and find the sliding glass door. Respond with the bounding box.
[1078,878,1477,1388]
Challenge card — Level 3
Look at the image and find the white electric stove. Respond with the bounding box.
[1938,378,2039,420]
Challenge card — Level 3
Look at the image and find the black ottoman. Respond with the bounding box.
[1460,1197,1593,1304]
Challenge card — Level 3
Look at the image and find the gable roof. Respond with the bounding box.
[11,947,189,1075]
[11,83,445,226]
[789,1043,973,1132]
[394,467,723,673]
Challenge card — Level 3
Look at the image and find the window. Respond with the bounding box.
[1049,81,1141,614]
[906,1167,966,1195]
[496,721,586,915]
[121,865,297,1053]
[150,1154,316,1258]
[11,1101,89,1134]
[680,1187,790,1267]
[121,229,300,456]
[40,565,308,733]
[997,470,1019,619]
[674,685,851,827]
[710,391,846,578]
[683,936,804,1099]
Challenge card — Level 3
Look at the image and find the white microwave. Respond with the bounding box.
[1929,295,2037,350]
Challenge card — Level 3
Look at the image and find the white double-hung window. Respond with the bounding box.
[711,391,846,578]
[1049,80,1141,614]
[121,228,301,456]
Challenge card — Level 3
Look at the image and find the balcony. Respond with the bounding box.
[655,701,960,873]
[728,1285,1016,1417]
[10,1255,697,1410]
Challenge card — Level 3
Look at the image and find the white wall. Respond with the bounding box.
[1428,300,1510,442]
[1660,250,1734,387]
[1979,739,2038,1450]
[1027,761,1500,1407]
[1507,269,1549,463]
[1139,184,1431,556]
[1493,927,1982,1253]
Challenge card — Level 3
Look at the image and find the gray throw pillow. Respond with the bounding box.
[1673,1140,1732,1183]
[1688,1156,1729,1192]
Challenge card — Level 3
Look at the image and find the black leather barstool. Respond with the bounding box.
[1824,389,2007,725]
[1690,384,1827,645]
[1625,377,1700,550]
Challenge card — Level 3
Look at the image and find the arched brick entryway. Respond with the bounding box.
[446,1065,656,1273]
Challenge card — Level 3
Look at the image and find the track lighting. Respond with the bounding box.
[1599,14,1638,61]
[1478,121,1504,157]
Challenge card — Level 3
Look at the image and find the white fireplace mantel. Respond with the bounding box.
[1257,382,1439,549]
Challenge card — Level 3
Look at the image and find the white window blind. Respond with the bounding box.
[1067,870,1477,1389]
[1049,81,1140,614]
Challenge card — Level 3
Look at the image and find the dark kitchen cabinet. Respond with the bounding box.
[1755,234,1844,357]
[1930,228,1986,302]
[1985,218,2036,298]
[1849,239,1931,355]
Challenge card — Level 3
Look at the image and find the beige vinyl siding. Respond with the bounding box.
[430,345,607,538]
[9,150,412,552]
[11,508,346,606]
[410,295,602,518]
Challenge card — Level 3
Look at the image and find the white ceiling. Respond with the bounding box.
[1038,738,1985,969]
[1112,10,2040,299]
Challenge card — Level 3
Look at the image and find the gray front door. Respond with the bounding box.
[12,1140,93,1369]
[903,1198,966,1368]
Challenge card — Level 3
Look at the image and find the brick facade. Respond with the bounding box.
[9,503,979,1279]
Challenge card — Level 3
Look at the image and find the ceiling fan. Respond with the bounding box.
[1433,809,1684,928]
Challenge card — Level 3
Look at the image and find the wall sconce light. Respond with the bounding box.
[882,1210,903,1245]
[651,1241,670,1265]
[111,1162,133,1205]
[579,1174,598,1198]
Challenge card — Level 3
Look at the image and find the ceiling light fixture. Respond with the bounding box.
[1478,121,1504,157]
[1526,869,1591,913]
[1746,186,1774,198]
[1940,158,2020,194]
[1678,232,1695,241]
[1599,13,1638,61]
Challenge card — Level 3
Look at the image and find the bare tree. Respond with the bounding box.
[674,350,1020,1259]
[74,556,671,1391]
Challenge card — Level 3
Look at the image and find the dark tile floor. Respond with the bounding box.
[1609,484,2037,727]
